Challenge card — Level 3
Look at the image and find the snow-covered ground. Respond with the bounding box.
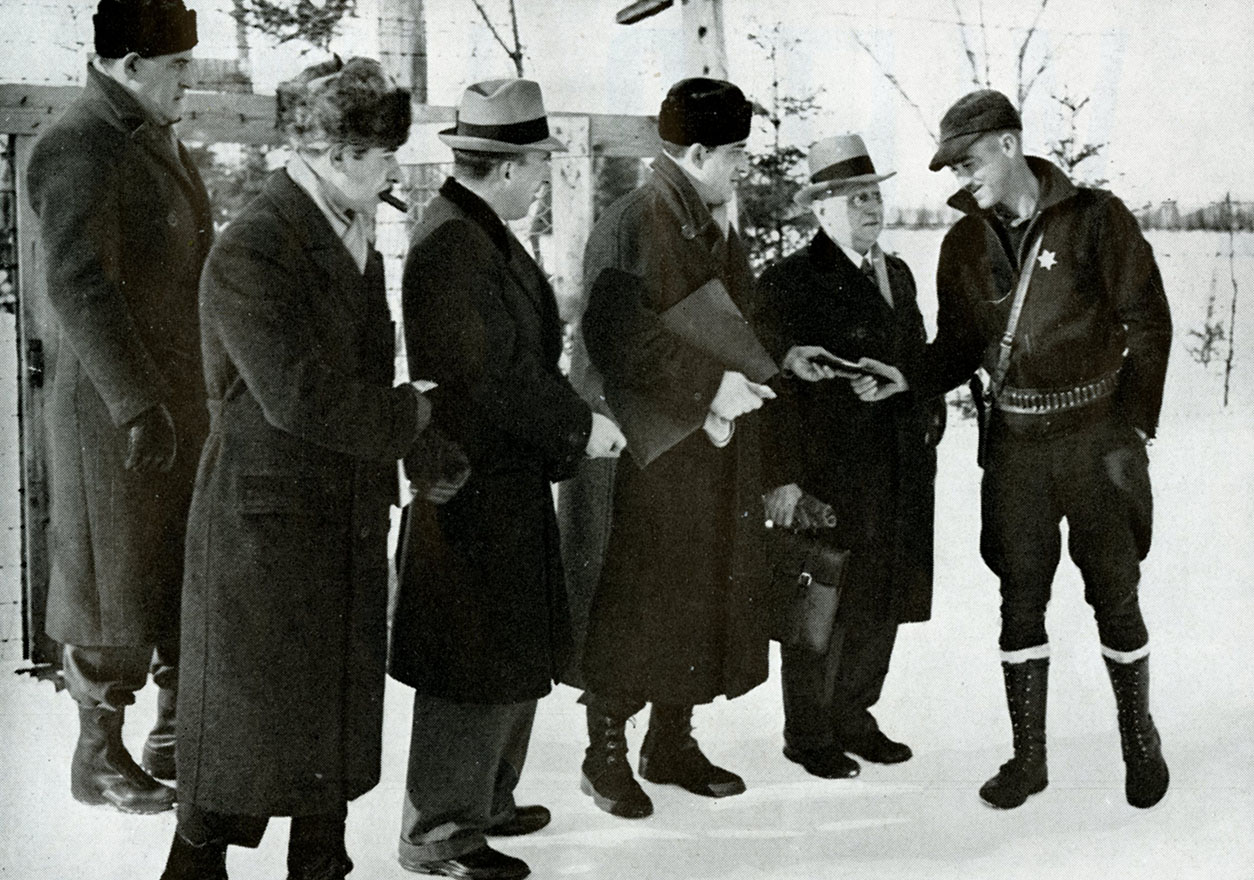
[1,229,1250,878]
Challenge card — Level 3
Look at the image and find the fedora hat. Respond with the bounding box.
[439,78,567,154]
[795,134,895,206]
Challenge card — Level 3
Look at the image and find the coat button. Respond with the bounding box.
[359,526,370,539]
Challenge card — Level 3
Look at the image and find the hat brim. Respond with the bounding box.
[928,131,989,172]
[794,171,896,206]
[438,129,567,154]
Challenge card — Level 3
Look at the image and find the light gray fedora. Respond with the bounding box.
[795,133,895,205]
[439,78,567,153]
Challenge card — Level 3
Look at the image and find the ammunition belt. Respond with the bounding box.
[994,372,1119,415]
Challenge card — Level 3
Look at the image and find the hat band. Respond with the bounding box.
[455,114,551,146]
[811,154,876,185]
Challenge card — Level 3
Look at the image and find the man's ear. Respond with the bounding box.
[687,143,708,169]
[120,52,144,80]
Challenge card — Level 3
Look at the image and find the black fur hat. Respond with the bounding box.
[277,57,411,152]
[658,77,752,148]
[94,0,197,59]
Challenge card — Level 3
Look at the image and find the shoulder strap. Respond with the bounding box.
[990,231,1044,397]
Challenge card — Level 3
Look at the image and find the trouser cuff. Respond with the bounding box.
[398,832,486,865]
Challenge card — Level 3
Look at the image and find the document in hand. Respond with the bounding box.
[612,278,779,467]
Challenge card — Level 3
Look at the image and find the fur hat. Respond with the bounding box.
[94,0,197,59]
[657,77,752,148]
[277,57,412,152]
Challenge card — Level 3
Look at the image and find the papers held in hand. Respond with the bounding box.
[807,351,887,381]
[610,279,779,468]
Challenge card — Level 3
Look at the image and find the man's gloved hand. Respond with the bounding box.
[124,404,177,473]
[407,427,471,505]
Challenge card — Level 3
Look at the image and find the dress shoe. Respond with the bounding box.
[486,805,550,837]
[401,844,529,880]
[845,730,913,764]
[783,745,860,779]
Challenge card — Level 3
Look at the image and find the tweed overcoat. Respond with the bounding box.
[755,232,943,625]
[389,179,591,705]
[177,169,429,817]
[573,155,776,706]
[26,64,213,647]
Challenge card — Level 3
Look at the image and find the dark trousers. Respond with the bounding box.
[781,619,898,752]
[399,692,536,863]
[62,636,178,711]
[981,411,1153,653]
[177,800,348,869]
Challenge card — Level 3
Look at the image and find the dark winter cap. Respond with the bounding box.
[658,77,752,148]
[94,0,198,60]
[278,57,412,152]
[928,89,1022,171]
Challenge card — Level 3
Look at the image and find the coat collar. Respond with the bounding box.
[649,153,721,243]
[946,155,1077,218]
[264,169,371,302]
[83,62,203,203]
[440,177,511,256]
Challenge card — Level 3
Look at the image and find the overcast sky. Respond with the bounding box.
[8,0,1252,206]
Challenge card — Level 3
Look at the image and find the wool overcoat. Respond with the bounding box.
[389,179,591,706]
[755,232,943,625]
[177,169,428,817]
[573,154,776,706]
[26,64,213,647]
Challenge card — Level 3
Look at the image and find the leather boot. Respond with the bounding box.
[71,706,176,814]
[159,831,228,880]
[287,810,354,880]
[979,658,1049,809]
[143,687,178,781]
[580,707,653,819]
[638,704,745,798]
[1104,653,1170,808]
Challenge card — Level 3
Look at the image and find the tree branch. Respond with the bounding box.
[1016,0,1050,109]
[978,0,991,86]
[507,0,524,75]
[950,0,983,86]
[469,0,518,69]
[852,30,938,144]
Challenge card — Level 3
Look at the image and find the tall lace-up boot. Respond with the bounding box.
[979,657,1049,809]
[1103,651,1170,808]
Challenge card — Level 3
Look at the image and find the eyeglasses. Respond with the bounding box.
[849,189,883,208]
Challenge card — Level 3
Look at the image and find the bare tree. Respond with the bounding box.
[469,0,525,76]
[1224,193,1241,407]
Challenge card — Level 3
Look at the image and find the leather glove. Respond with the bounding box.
[124,404,177,473]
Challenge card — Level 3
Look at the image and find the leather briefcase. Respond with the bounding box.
[766,497,849,654]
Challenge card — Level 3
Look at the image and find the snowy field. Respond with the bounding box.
[1,228,1251,878]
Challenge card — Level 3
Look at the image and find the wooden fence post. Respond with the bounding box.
[549,116,594,321]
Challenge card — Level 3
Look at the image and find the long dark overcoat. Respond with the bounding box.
[389,179,591,706]
[573,155,775,706]
[26,64,213,647]
[755,232,942,624]
[177,170,428,817]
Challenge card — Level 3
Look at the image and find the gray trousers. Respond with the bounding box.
[62,640,177,711]
[398,692,536,863]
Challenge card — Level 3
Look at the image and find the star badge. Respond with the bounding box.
[1037,249,1058,271]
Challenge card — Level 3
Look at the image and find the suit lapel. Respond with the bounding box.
[267,170,369,312]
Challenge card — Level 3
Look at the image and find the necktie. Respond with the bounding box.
[862,255,893,307]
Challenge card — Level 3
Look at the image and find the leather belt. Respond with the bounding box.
[994,372,1119,415]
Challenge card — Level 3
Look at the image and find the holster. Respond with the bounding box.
[970,373,992,469]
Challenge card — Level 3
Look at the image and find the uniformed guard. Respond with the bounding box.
[856,89,1173,810]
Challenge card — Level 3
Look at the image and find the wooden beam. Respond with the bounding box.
[616,0,674,25]
[0,85,660,157]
